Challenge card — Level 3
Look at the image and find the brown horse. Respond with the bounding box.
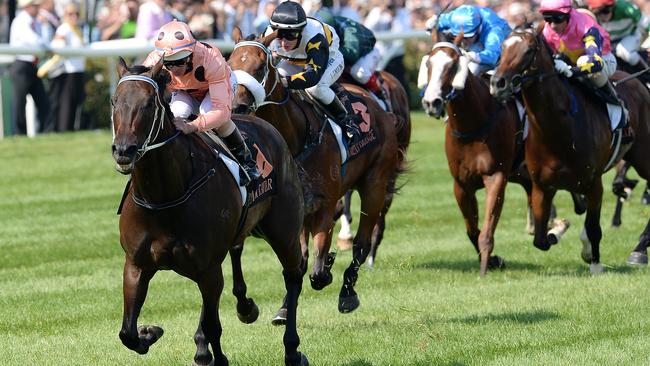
[490,27,650,271]
[335,70,412,266]
[228,29,403,313]
[418,37,533,275]
[111,58,307,365]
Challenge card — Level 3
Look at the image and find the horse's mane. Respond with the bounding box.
[122,63,174,119]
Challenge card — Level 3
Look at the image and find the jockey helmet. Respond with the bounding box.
[539,0,573,14]
[270,1,307,30]
[586,0,615,9]
[449,5,482,38]
[155,20,197,61]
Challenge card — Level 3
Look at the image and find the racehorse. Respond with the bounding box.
[418,33,534,275]
[489,26,650,271]
[111,58,308,365]
[335,70,412,267]
[228,29,404,313]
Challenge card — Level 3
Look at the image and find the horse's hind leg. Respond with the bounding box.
[336,191,354,250]
[611,161,634,227]
[580,181,604,274]
[229,245,259,324]
[627,219,650,265]
[530,184,556,251]
[119,259,163,355]
[194,266,228,366]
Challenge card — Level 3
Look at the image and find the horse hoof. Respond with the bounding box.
[589,263,604,275]
[533,241,551,251]
[133,325,164,354]
[547,234,558,245]
[285,352,309,366]
[626,251,648,266]
[309,272,333,291]
[336,237,353,251]
[487,256,505,270]
[236,300,259,324]
[366,256,375,268]
[271,308,287,326]
[338,294,360,313]
[192,358,216,366]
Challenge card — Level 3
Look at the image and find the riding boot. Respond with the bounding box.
[223,128,261,186]
[599,81,623,107]
[325,96,362,142]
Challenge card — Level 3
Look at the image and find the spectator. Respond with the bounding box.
[135,0,173,40]
[253,0,277,35]
[46,2,86,132]
[38,0,59,42]
[9,0,50,135]
[170,0,190,23]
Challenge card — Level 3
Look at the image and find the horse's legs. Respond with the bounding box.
[531,183,556,251]
[452,182,480,251]
[308,208,337,291]
[642,182,650,205]
[477,172,508,276]
[194,267,227,366]
[272,226,309,326]
[336,191,354,250]
[119,258,162,355]
[229,245,259,324]
[627,219,650,265]
[339,180,386,313]
[611,160,633,227]
[581,181,604,274]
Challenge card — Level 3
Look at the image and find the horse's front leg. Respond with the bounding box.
[580,181,604,274]
[478,172,508,276]
[119,258,162,355]
[194,266,228,366]
[229,244,259,324]
[531,183,556,251]
[308,210,336,291]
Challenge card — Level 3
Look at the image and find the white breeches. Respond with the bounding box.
[276,49,345,104]
[578,52,617,87]
[614,32,642,66]
[349,47,382,84]
[468,61,490,76]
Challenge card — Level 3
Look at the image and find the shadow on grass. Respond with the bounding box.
[414,259,543,273]
[450,310,560,325]
[342,360,373,366]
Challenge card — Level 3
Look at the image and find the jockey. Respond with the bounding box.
[314,2,388,107]
[539,0,622,106]
[142,20,260,185]
[264,0,362,142]
[585,0,647,67]
[435,4,512,75]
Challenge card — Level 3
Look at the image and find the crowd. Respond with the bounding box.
[3,0,650,135]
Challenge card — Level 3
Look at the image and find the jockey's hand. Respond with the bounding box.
[553,59,573,78]
[173,117,198,134]
[465,51,481,64]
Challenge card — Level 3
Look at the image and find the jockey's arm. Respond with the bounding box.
[475,28,508,68]
[283,33,329,89]
[142,51,161,67]
[189,64,232,132]
[570,27,606,77]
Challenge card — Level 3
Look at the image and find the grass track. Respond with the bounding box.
[1,113,649,365]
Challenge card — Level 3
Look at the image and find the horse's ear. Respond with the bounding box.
[117,57,128,77]
[232,26,243,44]
[261,31,277,47]
[535,21,545,35]
[149,59,164,78]
[430,29,438,44]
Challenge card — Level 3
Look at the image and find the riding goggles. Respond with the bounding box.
[593,6,613,16]
[163,57,190,68]
[542,12,570,24]
[276,29,301,41]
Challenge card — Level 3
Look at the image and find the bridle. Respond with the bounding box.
[505,29,558,92]
[113,75,180,163]
[231,41,289,112]
[428,42,465,102]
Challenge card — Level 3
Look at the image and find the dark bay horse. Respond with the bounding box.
[111,58,307,365]
[336,69,412,267]
[228,29,404,313]
[490,27,650,272]
[418,38,531,275]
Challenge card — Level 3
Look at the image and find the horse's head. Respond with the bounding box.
[228,27,279,114]
[111,57,171,174]
[490,24,550,102]
[417,32,471,119]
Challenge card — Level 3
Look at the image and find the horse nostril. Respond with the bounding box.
[113,144,138,158]
[124,145,138,157]
[496,78,506,90]
[432,98,443,111]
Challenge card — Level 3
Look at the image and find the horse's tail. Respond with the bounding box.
[391,111,411,195]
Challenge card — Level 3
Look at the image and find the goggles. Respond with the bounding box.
[542,12,570,24]
[275,29,301,41]
[163,57,189,68]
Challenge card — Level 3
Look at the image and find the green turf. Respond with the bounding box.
[0,114,649,365]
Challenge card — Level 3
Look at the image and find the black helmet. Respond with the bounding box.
[270,1,307,30]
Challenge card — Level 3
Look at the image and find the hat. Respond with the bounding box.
[18,0,42,8]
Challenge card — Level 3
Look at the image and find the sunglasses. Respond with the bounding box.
[542,12,569,24]
[276,30,300,41]
[163,57,189,68]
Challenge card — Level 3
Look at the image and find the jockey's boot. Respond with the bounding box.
[223,128,261,186]
[325,96,362,143]
[599,81,624,106]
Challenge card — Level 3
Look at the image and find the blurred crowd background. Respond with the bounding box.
[0,0,649,135]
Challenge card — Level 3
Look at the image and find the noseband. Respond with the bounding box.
[507,30,558,91]
[427,42,465,102]
[232,41,289,112]
[113,75,180,162]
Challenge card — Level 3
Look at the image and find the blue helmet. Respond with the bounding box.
[449,5,482,37]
